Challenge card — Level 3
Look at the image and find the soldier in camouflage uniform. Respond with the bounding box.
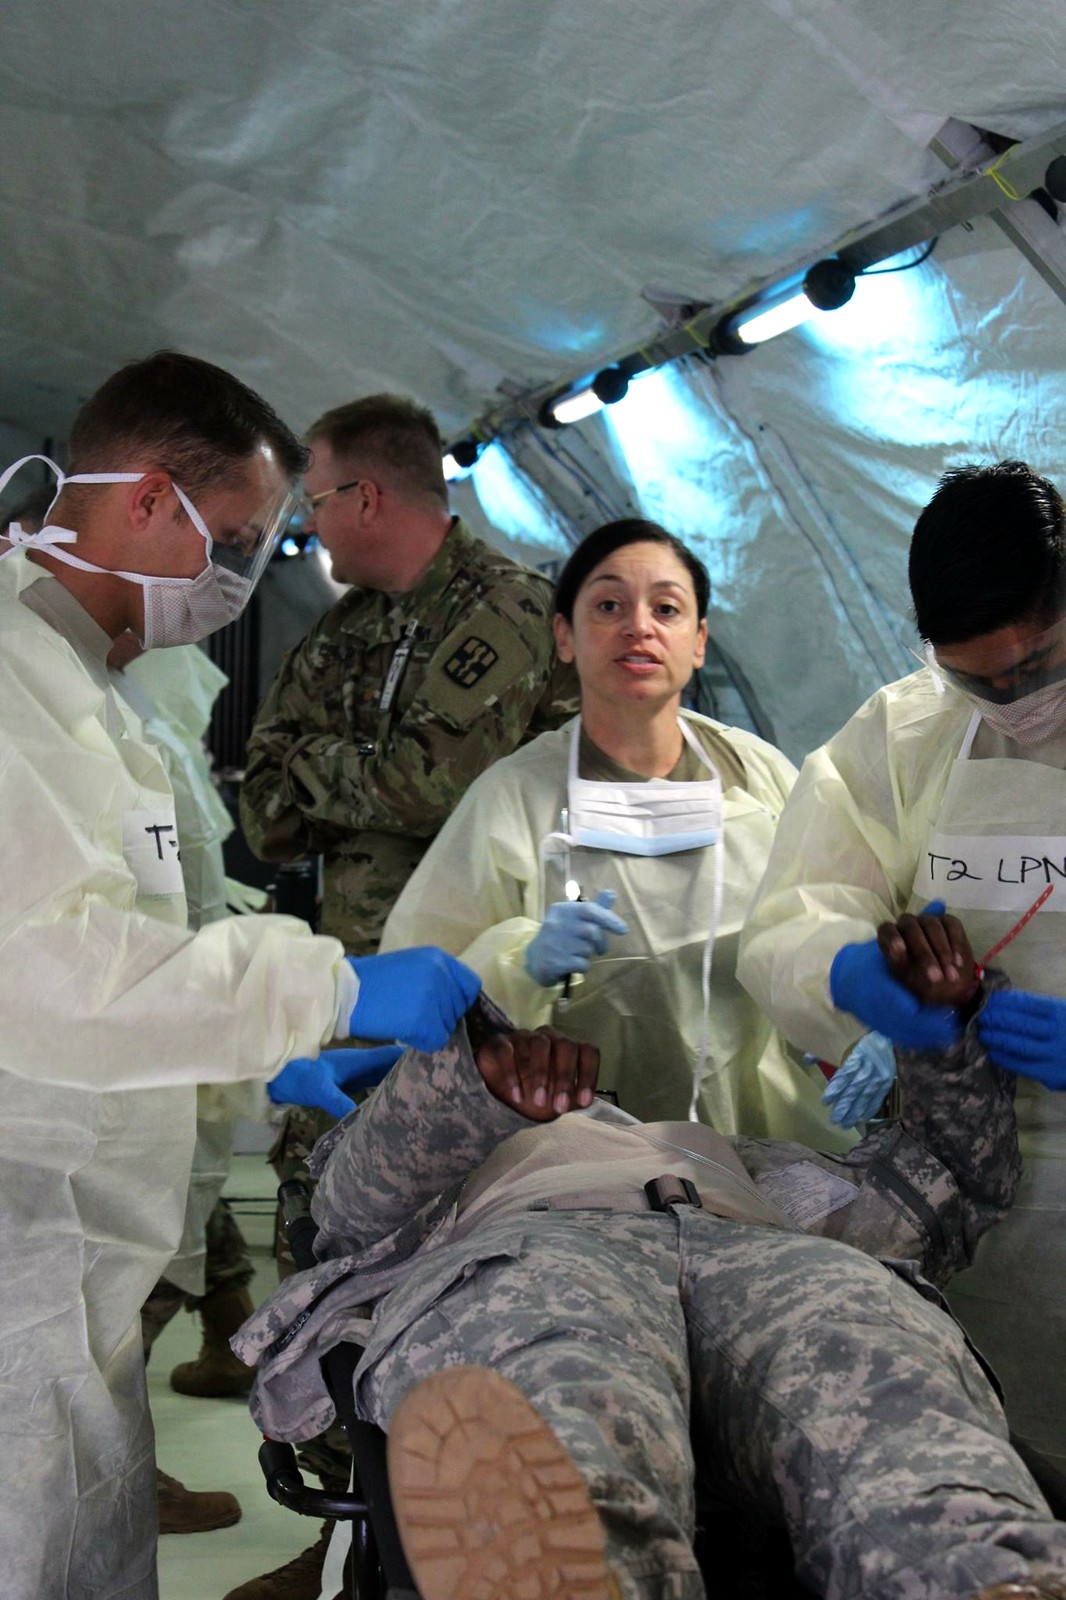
[233,393,575,1598]
[240,393,575,957]
[235,984,1066,1600]
[241,394,575,1188]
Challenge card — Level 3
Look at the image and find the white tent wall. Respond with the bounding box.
[3,2,1066,440]
[449,446,576,572]
[485,220,1066,763]
[3,2,1066,760]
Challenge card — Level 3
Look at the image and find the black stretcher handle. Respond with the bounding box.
[278,1178,319,1271]
[257,1438,371,1521]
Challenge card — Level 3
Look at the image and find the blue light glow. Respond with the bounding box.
[802,251,943,357]
[469,440,567,550]
[599,365,741,586]
[795,255,969,446]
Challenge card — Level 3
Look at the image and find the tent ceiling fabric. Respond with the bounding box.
[530,216,1066,760]
[2,0,1065,442]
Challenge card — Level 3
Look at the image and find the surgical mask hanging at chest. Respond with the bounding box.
[540,718,730,1126]
[0,455,290,648]
[565,718,723,856]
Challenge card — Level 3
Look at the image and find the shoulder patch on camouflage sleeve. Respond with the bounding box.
[420,604,540,729]
[443,635,500,688]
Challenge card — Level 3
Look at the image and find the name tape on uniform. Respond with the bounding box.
[914,833,1066,911]
[122,808,184,897]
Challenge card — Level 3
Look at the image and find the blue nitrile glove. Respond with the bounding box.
[268,1046,404,1118]
[346,947,482,1052]
[321,1045,405,1092]
[830,937,960,1051]
[976,989,1066,1089]
[524,890,630,988]
[821,1031,897,1128]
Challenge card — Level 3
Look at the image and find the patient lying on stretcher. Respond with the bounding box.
[232,914,1066,1600]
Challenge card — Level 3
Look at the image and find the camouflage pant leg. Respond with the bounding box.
[359,1212,703,1600]
[202,1199,254,1299]
[141,1277,187,1361]
[678,1213,1066,1600]
[140,1200,254,1360]
[269,1107,351,1489]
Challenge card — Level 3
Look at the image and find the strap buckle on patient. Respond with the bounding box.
[644,1174,704,1212]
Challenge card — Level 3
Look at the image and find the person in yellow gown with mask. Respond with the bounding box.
[385,517,838,1145]
[739,460,1066,1477]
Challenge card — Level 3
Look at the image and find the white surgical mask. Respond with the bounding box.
[963,678,1066,746]
[564,718,723,856]
[0,455,292,648]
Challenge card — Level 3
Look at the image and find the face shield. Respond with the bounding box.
[207,484,301,590]
[0,455,302,649]
[917,614,1066,744]
[922,614,1066,705]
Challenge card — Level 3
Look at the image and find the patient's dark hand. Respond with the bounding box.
[877,908,979,1007]
[476,1028,600,1120]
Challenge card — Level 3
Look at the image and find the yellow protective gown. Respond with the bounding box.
[738,664,1066,1471]
[0,558,352,1600]
[383,712,839,1144]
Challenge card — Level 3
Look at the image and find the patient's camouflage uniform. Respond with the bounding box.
[235,989,1066,1600]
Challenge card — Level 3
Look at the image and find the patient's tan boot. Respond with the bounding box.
[388,1364,621,1600]
[157,1468,241,1534]
[170,1285,256,1398]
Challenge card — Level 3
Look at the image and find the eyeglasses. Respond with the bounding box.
[300,479,363,517]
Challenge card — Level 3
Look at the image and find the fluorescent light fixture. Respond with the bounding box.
[443,437,482,480]
[547,385,605,426]
[540,356,651,428]
[715,257,857,353]
[731,292,813,347]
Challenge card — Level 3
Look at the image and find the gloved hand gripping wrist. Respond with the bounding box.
[346,945,482,1052]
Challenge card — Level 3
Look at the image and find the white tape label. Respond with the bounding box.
[122,808,184,897]
[913,834,1066,912]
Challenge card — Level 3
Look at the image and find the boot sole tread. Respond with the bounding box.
[388,1365,615,1600]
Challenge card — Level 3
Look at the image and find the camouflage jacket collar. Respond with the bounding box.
[402,517,480,613]
[335,517,480,639]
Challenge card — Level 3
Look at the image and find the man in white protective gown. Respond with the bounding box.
[0,350,479,1600]
[384,518,841,1147]
[116,636,268,1526]
[738,460,1066,1479]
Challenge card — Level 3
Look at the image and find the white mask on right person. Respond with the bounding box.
[964,677,1066,746]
